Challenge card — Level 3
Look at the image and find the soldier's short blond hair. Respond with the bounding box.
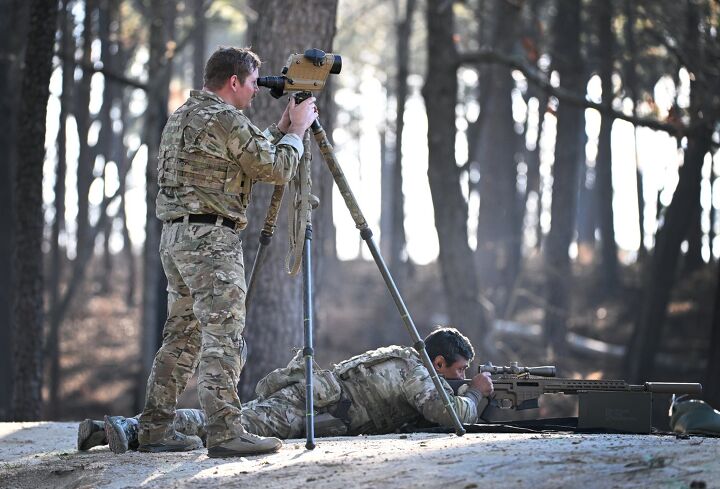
[204,47,261,89]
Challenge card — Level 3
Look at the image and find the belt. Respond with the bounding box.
[170,214,238,230]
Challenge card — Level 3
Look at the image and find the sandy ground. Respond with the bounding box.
[0,422,718,489]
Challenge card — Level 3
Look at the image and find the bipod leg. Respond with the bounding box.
[246,184,285,310]
[309,119,466,437]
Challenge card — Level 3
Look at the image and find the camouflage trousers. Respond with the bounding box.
[241,384,307,438]
[155,386,308,441]
[139,222,248,447]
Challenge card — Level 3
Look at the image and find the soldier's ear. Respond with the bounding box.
[433,355,446,370]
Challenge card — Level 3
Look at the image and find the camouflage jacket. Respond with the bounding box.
[333,346,484,434]
[156,90,304,229]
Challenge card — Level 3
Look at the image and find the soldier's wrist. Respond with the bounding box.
[463,387,485,407]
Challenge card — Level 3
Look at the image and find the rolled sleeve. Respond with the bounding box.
[277,133,304,158]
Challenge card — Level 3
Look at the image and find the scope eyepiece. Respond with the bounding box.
[257,76,286,99]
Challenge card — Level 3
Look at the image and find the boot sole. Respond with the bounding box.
[77,419,105,451]
[207,444,281,458]
[138,441,203,453]
[104,416,129,454]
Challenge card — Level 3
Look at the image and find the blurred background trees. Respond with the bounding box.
[2,0,720,421]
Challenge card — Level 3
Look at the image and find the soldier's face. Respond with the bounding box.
[234,68,259,109]
[433,355,470,380]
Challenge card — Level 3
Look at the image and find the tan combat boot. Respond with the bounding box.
[77,419,107,451]
[138,424,203,453]
[207,432,282,458]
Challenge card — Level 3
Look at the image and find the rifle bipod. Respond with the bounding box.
[308,117,466,437]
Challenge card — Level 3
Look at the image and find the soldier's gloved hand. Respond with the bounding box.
[470,372,494,397]
[287,96,318,136]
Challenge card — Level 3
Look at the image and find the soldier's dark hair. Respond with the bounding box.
[424,327,475,364]
[204,47,261,90]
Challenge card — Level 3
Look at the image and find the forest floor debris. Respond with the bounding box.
[1,422,719,488]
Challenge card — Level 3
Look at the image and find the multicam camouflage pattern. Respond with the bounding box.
[141,89,304,448]
[334,346,479,434]
[243,346,480,438]
[156,90,302,229]
[139,222,248,447]
[173,408,208,440]
[140,346,481,441]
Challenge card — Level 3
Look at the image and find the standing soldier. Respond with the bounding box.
[138,47,317,458]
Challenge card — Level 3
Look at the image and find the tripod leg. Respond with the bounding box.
[303,224,315,449]
[310,119,466,437]
[246,184,285,310]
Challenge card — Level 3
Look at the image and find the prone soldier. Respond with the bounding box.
[78,328,494,453]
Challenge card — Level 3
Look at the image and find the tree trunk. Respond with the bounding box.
[96,0,118,296]
[47,0,75,417]
[625,128,712,382]
[137,0,176,411]
[0,0,30,421]
[623,0,647,262]
[74,0,97,264]
[543,0,584,359]
[705,260,720,409]
[683,205,704,276]
[192,0,206,90]
[595,0,619,291]
[390,0,415,277]
[239,0,338,401]
[12,0,59,421]
[423,0,488,356]
[624,1,712,383]
[575,158,596,252]
[475,0,522,312]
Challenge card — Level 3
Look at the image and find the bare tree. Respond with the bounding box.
[423,0,488,356]
[624,1,716,382]
[543,0,584,359]
[389,0,415,277]
[137,0,177,410]
[0,0,30,421]
[595,0,619,291]
[74,0,97,264]
[46,0,76,417]
[192,0,207,89]
[12,0,59,421]
[622,0,646,261]
[238,0,339,400]
[475,0,523,311]
[705,261,720,408]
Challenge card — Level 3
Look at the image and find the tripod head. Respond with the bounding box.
[257,48,342,99]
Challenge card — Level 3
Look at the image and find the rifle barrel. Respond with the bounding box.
[644,382,703,395]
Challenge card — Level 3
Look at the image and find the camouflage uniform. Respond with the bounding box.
[241,345,484,437]
[139,90,303,448]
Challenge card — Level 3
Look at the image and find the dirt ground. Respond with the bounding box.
[1,422,718,489]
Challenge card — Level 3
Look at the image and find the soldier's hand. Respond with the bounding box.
[278,101,292,134]
[470,372,494,397]
[287,96,318,136]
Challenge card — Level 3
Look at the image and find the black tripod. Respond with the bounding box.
[247,113,467,449]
